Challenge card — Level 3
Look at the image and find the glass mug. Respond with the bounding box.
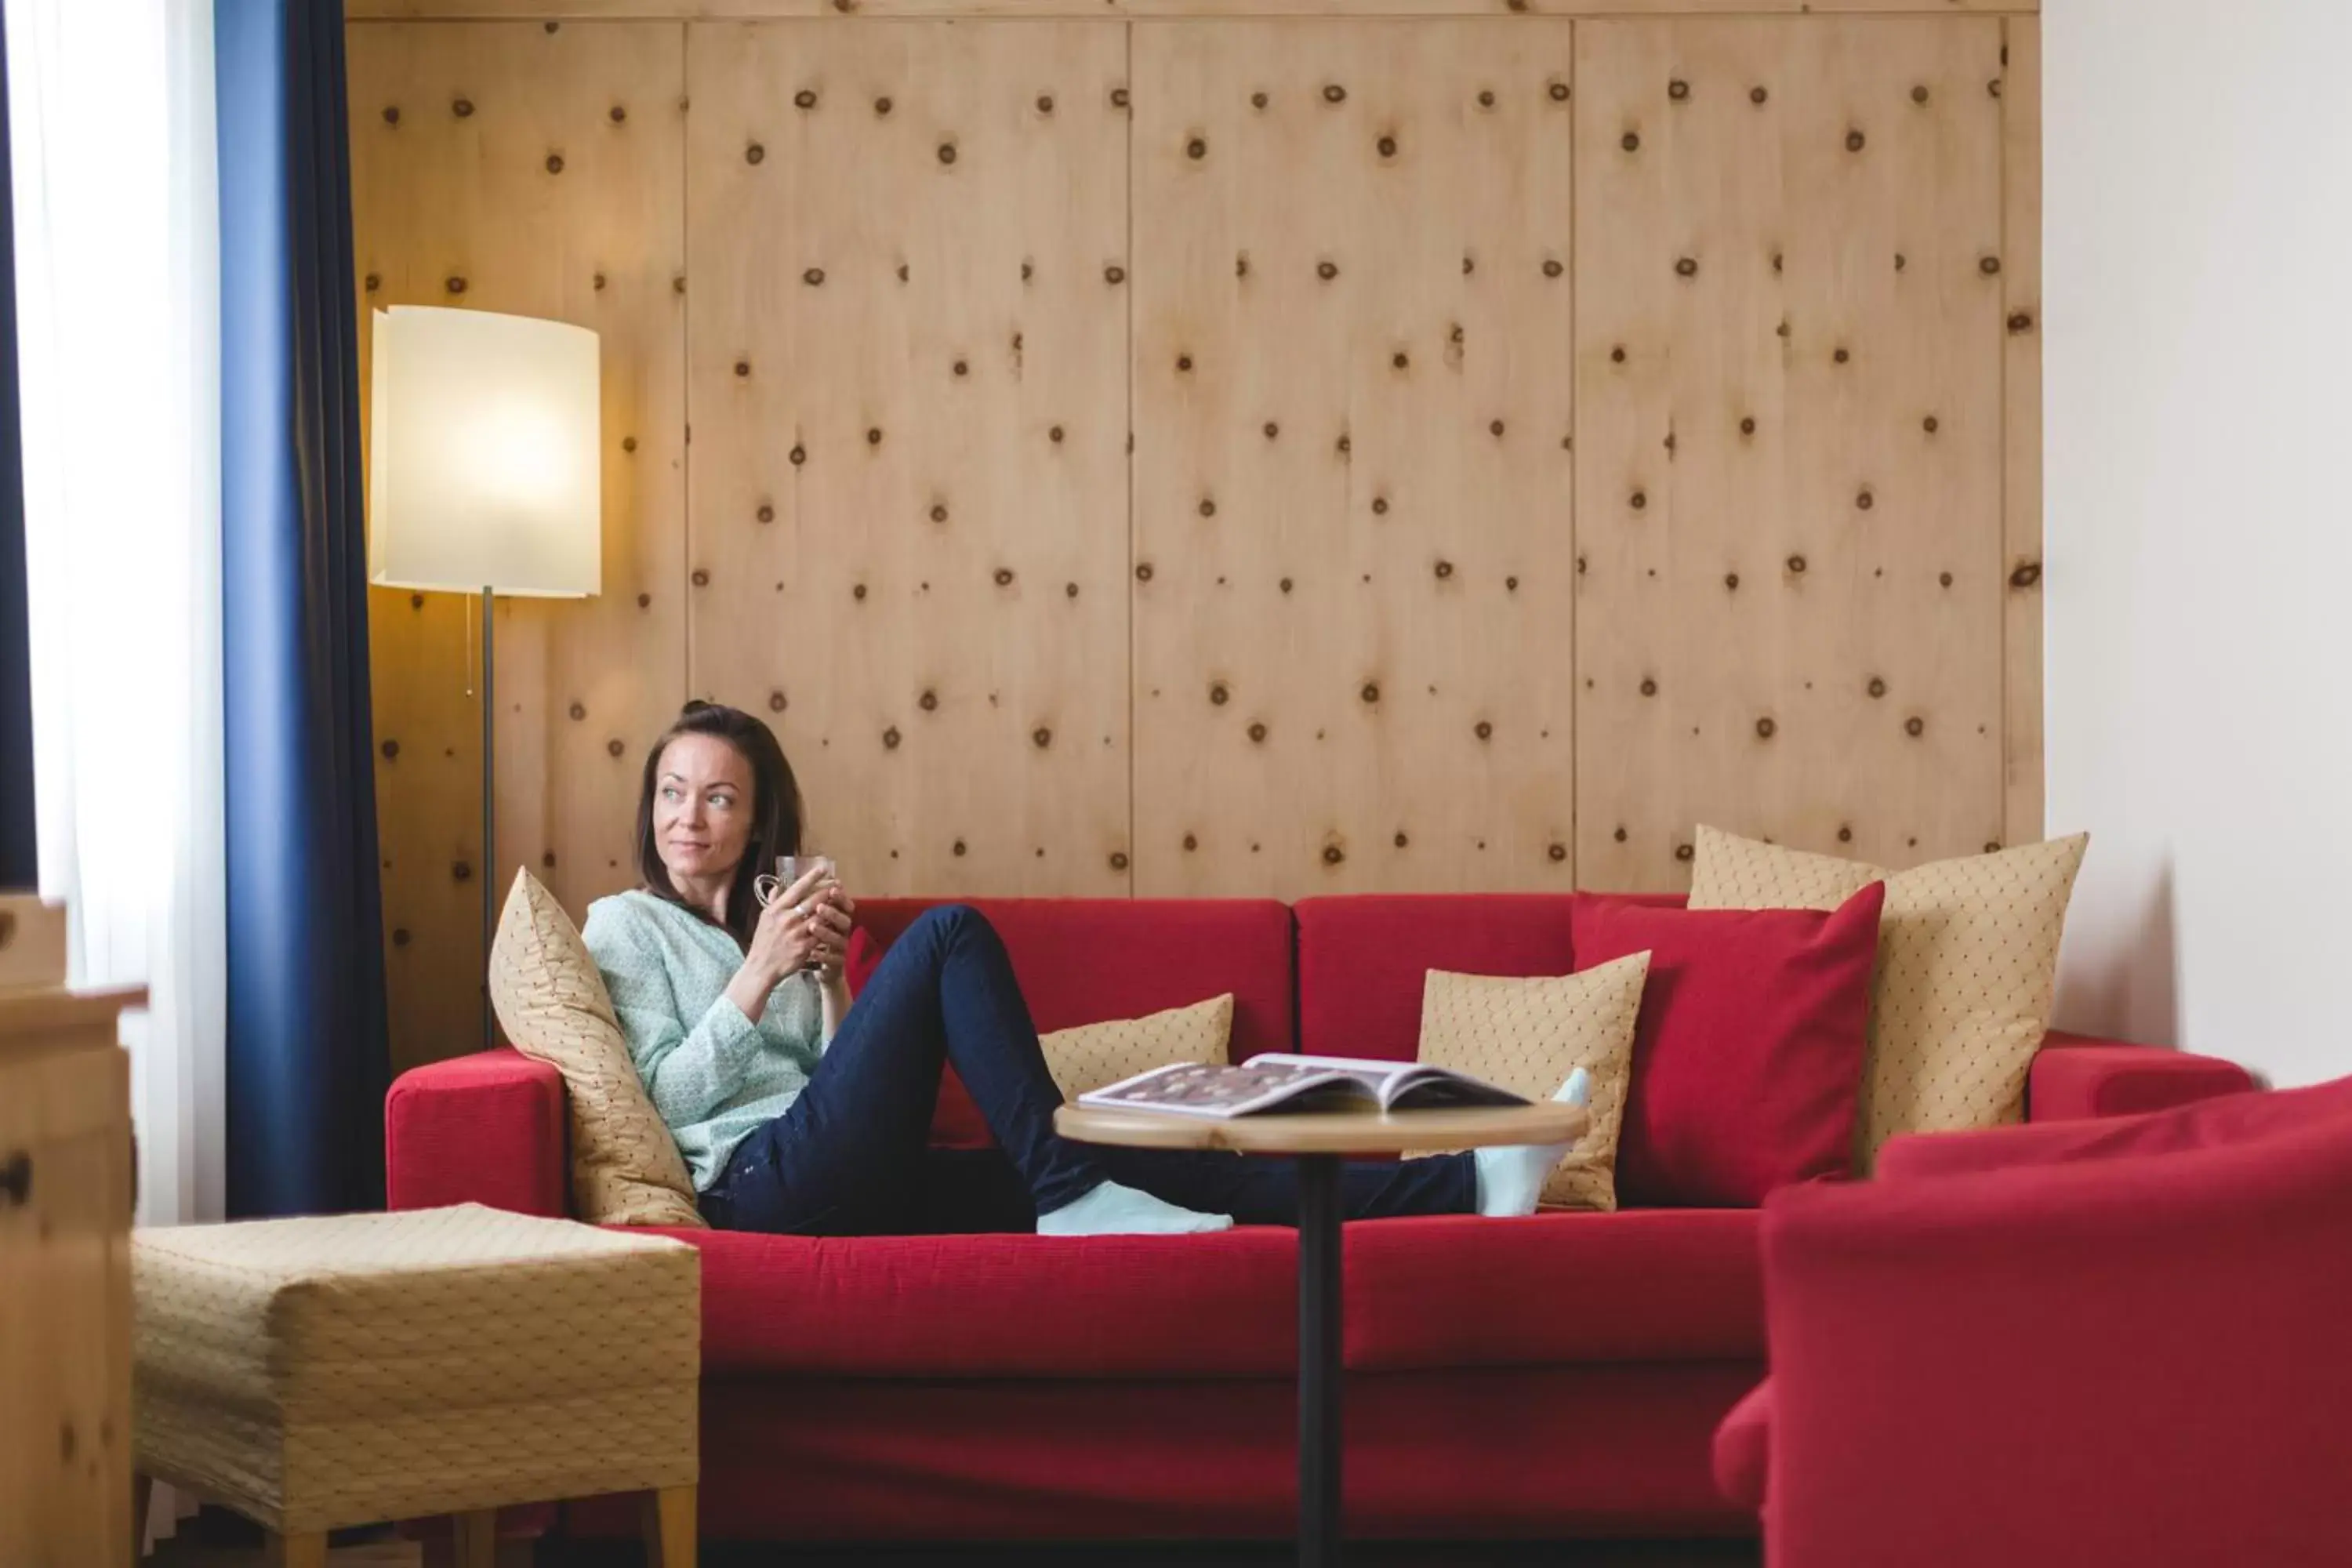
[754,854,837,980]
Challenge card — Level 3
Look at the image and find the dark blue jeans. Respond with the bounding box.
[699,905,1478,1236]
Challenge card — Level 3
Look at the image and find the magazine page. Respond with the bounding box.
[1246,1053,1421,1096]
[1249,1054,1527,1110]
[1076,1060,1380,1119]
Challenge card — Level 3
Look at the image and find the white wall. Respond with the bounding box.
[2046,0,2352,1086]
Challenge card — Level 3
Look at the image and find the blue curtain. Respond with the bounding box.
[219,0,389,1217]
[0,13,34,890]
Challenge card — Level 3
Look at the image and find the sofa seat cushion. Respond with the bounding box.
[677,1225,1302,1379]
[1343,1210,1764,1370]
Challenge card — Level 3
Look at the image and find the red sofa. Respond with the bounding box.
[1716,1071,2351,1567]
[384,895,2257,1545]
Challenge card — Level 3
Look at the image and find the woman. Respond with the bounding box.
[583,701,1588,1237]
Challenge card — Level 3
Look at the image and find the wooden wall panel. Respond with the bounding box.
[1131,20,1577,896]
[350,23,688,1069]
[353,2,2040,20]
[684,21,1133,896]
[1572,17,2008,890]
[2001,14,2043,844]
[349,11,2043,1032]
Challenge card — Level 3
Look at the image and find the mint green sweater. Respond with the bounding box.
[581,889,826,1191]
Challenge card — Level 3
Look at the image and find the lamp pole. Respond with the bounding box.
[481,583,495,1051]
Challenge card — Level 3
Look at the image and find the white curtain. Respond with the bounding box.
[8,0,223,1232]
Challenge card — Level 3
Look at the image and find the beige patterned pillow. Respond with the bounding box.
[488,872,706,1228]
[1415,953,1651,1211]
[1687,826,2089,1172]
[1040,994,1234,1099]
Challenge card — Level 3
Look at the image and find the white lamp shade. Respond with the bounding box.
[368,306,601,597]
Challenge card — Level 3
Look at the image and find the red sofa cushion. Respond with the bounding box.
[848,897,1294,1148]
[1575,884,1885,1207]
[1295,895,1571,1062]
[675,1225,1301,1379]
[1343,1210,1764,1370]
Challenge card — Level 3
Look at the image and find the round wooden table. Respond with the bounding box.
[1054,1101,1588,1568]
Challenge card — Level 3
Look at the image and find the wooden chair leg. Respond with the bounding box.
[452,1508,499,1568]
[129,1473,152,1564]
[267,1532,328,1568]
[639,1484,695,1568]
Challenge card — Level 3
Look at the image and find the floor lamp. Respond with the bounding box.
[367,306,602,1049]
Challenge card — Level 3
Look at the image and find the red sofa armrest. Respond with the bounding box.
[1711,1377,1773,1514]
[385,1049,568,1218]
[2028,1030,2256,1123]
[1759,1128,2352,1566]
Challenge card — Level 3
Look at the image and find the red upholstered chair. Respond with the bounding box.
[1716,1072,2352,1567]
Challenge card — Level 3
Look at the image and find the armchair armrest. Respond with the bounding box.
[1711,1377,1773,1514]
[1759,1127,2352,1565]
[2027,1030,2256,1123]
[385,1049,568,1218]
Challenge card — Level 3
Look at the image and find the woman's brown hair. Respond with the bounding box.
[633,700,806,947]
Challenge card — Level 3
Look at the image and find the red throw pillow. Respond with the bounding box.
[1574,883,1885,1207]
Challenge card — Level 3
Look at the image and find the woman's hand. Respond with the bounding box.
[741,865,832,989]
[810,870,856,978]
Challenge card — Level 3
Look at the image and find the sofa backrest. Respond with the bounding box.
[851,898,1297,1058]
[1292,893,1686,1061]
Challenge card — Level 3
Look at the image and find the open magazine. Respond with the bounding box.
[1076,1053,1529,1120]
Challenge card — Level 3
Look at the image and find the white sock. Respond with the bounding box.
[1473,1068,1592,1218]
[1037,1179,1235,1237]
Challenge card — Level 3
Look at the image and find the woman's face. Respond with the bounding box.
[652,733,757,888]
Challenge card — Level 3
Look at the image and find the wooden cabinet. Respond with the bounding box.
[0,895,141,1567]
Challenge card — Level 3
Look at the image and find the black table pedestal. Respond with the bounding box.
[1296,1153,1343,1568]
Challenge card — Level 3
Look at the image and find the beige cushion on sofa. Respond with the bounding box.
[1415,952,1651,1212]
[1041,993,1234,1099]
[489,871,705,1228]
[1687,826,2089,1171]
